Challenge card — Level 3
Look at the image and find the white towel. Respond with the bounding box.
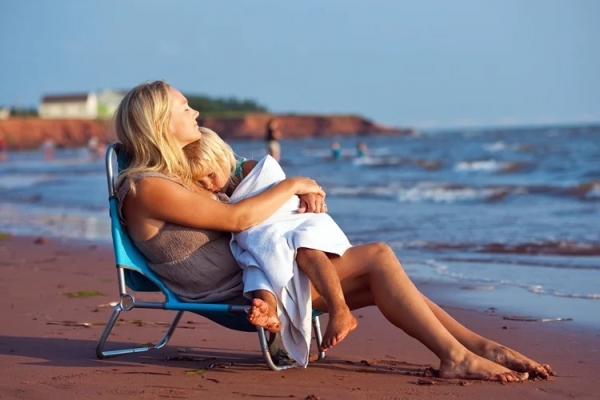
[229,155,351,366]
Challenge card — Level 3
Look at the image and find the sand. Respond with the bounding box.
[0,235,599,399]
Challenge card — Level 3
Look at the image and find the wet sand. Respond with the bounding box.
[1,235,599,399]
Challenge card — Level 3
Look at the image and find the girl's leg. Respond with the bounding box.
[296,248,357,350]
[313,243,529,382]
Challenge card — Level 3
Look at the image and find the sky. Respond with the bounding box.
[1,0,599,129]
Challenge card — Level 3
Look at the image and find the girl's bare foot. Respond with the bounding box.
[481,344,554,379]
[321,308,358,351]
[247,298,281,333]
[439,350,529,382]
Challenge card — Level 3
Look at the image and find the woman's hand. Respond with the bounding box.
[287,177,327,213]
[298,193,327,213]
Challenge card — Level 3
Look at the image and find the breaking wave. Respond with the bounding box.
[400,239,600,257]
[425,260,600,300]
[454,159,529,173]
[328,180,600,203]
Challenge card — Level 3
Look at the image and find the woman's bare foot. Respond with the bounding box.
[439,350,529,382]
[247,298,281,333]
[321,307,358,351]
[481,344,554,379]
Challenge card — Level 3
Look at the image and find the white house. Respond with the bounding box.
[39,93,98,119]
[39,89,126,119]
[0,107,10,119]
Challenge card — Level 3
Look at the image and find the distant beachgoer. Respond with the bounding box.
[356,141,368,158]
[88,136,99,152]
[265,118,282,163]
[0,132,7,162]
[42,136,55,160]
[96,140,107,157]
[88,135,106,159]
[331,141,342,160]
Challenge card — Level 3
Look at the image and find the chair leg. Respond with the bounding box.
[312,315,326,361]
[256,327,299,371]
[96,305,184,359]
[255,314,326,370]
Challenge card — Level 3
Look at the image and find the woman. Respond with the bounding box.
[114,81,553,382]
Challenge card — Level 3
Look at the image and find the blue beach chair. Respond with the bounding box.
[95,143,325,370]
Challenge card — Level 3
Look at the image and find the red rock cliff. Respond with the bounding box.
[0,115,412,150]
[201,114,410,139]
[0,119,110,150]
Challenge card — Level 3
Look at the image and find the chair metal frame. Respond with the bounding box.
[95,143,325,370]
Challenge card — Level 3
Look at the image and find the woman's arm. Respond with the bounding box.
[124,175,324,236]
[228,159,326,213]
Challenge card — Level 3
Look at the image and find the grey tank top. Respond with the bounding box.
[118,172,245,303]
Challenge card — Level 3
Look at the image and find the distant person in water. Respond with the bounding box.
[41,136,55,160]
[88,135,107,160]
[356,141,369,158]
[331,141,342,160]
[265,118,282,163]
[0,132,7,162]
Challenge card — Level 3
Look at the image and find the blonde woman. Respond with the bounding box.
[114,80,553,381]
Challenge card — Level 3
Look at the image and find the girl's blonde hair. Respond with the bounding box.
[113,80,198,192]
[185,127,237,189]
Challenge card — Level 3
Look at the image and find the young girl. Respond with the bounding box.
[186,127,358,364]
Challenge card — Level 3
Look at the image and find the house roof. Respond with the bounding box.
[41,93,91,103]
[98,89,129,95]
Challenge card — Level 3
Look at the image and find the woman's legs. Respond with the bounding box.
[313,243,531,382]
[420,296,554,378]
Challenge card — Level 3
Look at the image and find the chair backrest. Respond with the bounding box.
[105,143,166,293]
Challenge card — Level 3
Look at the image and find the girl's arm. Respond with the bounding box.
[123,174,324,236]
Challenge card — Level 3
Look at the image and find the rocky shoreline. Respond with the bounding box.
[0,114,412,150]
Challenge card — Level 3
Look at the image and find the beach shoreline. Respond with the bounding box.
[1,234,599,399]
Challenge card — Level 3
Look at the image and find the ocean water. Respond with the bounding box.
[1,126,599,328]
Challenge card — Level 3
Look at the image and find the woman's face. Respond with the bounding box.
[168,87,201,147]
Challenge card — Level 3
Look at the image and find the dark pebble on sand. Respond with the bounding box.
[34,236,48,245]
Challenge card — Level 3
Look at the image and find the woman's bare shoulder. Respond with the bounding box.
[133,176,217,201]
[242,159,258,176]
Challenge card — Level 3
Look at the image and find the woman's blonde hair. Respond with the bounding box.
[185,127,237,189]
[113,80,198,192]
